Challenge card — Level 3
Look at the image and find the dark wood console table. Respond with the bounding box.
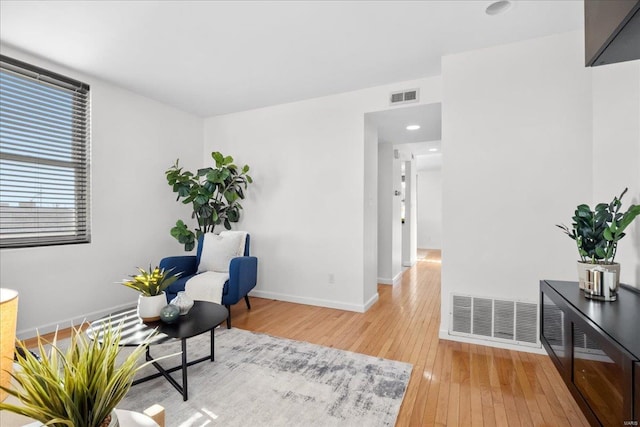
[540,280,639,426]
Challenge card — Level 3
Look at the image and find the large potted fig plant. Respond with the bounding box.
[557,188,640,293]
[166,151,253,251]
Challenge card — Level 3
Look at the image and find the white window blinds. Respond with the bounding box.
[0,55,91,248]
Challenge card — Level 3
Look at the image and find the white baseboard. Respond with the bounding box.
[438,328,547,355]
[16,302,135,340]
[377,271,403,286]
[17,291,379,339]
[249,289,370,313]
[364,292,379,311]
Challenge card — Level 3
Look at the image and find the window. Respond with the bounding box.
[0,55,90,248]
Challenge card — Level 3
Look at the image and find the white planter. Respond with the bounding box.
[106,409,119,427]
[137,292,167,322]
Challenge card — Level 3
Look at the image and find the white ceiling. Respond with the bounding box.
[0,1,583,117]
[368,104,443,171]
[368,103,441,145]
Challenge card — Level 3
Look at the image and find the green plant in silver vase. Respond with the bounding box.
[166,151,253,251]
[0,323,154,427]
[557,187,640,290]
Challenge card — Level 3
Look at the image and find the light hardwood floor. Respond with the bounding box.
[25,250,589,426]
[230,250,589,427]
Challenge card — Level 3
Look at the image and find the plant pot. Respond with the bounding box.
[577,261,621,289]
[137,292,167,322]
[602,262,620,289]
[577,261,592,290]
[582,263,620,301]
[100,410,119,427]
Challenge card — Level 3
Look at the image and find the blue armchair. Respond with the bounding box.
[159,234,257,328]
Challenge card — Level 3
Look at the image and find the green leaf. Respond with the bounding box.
[228,207,239,221]
[206,170,224,183]
[576,205,591,215]
[224,190,237,203]
[212,152,224,167]
[223,155,234,165]
[617,205,640,232]
[242,164,250,173]
[194,195,208,205]
[177,186,190,197]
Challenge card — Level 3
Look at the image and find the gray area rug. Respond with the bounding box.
[119,328,412,426]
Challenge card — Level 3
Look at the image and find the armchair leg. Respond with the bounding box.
[244,295,251,310]
[225,305,231,329]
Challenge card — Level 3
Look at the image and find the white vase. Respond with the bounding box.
[137,292,167,322]
[104,409,119,427]
[170,291,194,315]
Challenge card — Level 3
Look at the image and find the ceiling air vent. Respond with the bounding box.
[389,88,419,105]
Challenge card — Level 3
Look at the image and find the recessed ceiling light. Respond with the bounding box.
[485,1,511,16]
[406,125,420,130]
[429,148,438,152]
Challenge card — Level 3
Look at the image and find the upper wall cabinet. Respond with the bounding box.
[585,0,640,66]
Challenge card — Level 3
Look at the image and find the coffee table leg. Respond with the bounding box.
[210,328,215,362]
[181,338,188,401]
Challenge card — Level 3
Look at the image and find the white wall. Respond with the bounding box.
[592,61,640,288]
[441,32,594,347]
[0,46,203,338]
[417,168,442,249]
[377,143,394,283]
[402,158,418,266]
[378,145,404,283]
[203,76,442,311]
[381,148,418,281]
[363,116,378,306]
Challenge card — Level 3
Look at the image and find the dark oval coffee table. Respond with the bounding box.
[87,301,228,401]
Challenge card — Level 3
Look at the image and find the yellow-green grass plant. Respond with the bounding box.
[0,323,157,426]
[121,265,179,297]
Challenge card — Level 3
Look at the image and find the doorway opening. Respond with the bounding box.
[364,103,442,288]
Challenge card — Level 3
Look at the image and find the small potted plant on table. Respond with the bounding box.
[121,265,179,321]
[557,188,640,298]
